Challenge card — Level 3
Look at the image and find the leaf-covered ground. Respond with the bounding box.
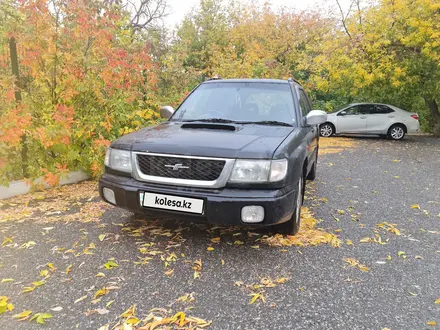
[1,136,440,329]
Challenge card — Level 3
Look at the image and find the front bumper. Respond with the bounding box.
[99,173,296,226]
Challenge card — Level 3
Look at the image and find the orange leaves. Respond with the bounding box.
[0,105,32,146]
[53,104,74,129]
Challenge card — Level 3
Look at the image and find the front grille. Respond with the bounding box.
[137,154,226,181]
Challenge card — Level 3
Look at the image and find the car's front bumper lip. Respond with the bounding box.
[99,173,296,226]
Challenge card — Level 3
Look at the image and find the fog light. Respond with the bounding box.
[103,187,116,205]
[241,206,264,223]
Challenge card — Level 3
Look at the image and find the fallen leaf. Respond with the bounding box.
[106,300,114,308]
[210,237,220,244]
[343,257,369,272]
[50,307,63,312]
[47,263,56,272]
[30,313,53,325]
[165,269,174,276]
[74,295,87,304]
[12,310,32,321]
[20,241,36,249]
[398,251,406,259]
[99,234,106,242]
[40,269,49,278]
[427,321,436,326]
[0,296,14,315]
[96,272,105,278]
[411,204,420,209]
[96,308,109,315]
[94,288,109,299]
[1,237,13,246]
[125,317,140,325]
[104,260,118,269]
[65,264,72,275]
[121,305,136,318]
[346,240,353,245]
[207,247,214,251]
[435,298,440,304]
[1,279,14,283]
[249,293,265,304]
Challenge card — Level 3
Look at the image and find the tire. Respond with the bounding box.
[307,149,318,181]
[274,174,304,235]
[387,124,406,140]
[319,123,334,137]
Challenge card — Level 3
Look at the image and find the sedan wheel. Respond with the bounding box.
[320,123,334,137]
[388,125,405,140]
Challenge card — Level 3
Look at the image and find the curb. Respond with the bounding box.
[0,171,90,200]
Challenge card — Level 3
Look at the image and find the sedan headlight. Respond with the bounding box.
[104,148,132,173]
[229,159,288,183]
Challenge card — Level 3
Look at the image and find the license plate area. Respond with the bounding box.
[140,192,204,215]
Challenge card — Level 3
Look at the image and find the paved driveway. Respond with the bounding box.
[1,136,439,330]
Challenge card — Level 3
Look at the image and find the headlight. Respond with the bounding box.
[104,148,132,173]
[229,159,288,183]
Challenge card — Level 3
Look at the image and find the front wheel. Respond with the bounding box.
[387,124,406,140]
[320,123,334,137]
[274,175,304,235]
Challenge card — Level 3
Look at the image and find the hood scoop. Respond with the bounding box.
[181,123,237,131]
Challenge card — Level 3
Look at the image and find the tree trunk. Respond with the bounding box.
[425,98,440,137]
[9,36,29,177]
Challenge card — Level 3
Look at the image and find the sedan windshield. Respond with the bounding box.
[171,82,297,126]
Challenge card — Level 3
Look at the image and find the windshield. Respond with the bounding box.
[171,82,297,126]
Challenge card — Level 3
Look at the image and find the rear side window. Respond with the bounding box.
[298,89,312,117]
[370,105,394,114]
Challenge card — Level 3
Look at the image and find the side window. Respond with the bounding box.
[344,106,361,115]
[370,105,394,114]
[298,89,312,117]
[343,105,370,115]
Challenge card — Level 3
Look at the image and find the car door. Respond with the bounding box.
[297,88,317,161]
[336,105,368,133]
[366,104,395,134]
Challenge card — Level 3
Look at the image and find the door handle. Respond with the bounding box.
[388,115,395,118]
[360,116,367,119]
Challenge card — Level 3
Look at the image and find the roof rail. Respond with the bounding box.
[288,77,301,85]
[207,76,222,81]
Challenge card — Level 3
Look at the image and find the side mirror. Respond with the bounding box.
[160,106,175,119]
[339,111,347,116]
[306,110,327,126]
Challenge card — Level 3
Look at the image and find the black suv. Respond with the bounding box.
[99,78,327,235]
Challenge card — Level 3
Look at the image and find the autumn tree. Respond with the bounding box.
[0,0,160,185]
[319,0,440,134]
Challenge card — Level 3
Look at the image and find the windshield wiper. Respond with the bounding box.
[183,118,237,124]
[237,120,293,127]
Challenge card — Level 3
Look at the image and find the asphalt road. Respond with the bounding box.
[1,135,439,330]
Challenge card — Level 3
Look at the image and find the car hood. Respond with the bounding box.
[110,122,294,159]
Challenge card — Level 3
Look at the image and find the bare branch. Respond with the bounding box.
[335,0,352,39]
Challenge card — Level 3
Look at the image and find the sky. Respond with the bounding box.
[165,0,353,27]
